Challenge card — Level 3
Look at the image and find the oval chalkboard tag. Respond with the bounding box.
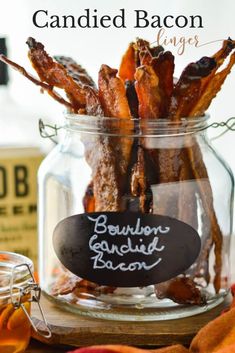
[53,212,201,287]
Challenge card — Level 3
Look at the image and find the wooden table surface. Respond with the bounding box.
[25,238,235,353]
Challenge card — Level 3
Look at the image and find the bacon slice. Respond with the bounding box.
[187,141,224,292]
[83,182,95,213]
[119,43,136,82]
[172,40,235,291]
[189,51,235,116]
[177,149,199,231]
[99,64,132,119]
[155,277,206,305]
[151,51,174,117]
[0,54,74,110]
[197,38,235,99]
[169,57,216,120]
[54,55,96,88]
[26,37,87,110]
[85,136,121,212]
[139,45,164,66]
[135,65,161,119]
[125,80,139,119]
[131,146,147,212]
[85,86,104,117]
[98,64,133,175]
[50,270,98,296]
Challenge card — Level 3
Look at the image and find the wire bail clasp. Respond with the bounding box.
[10,263,52,339]
[207,117,235,140]
[39,119,63,144]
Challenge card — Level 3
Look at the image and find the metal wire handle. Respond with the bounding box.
[39,119,63,144]
[10,263,52,339]
[39,117,235,142]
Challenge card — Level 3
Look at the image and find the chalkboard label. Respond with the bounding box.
[53,212,201,287]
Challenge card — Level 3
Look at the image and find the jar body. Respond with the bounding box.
[38,116,234,320]
[0,252,33,353]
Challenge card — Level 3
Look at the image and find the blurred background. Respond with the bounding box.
[0,0,235,165]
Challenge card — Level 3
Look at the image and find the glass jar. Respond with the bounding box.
[0,252,33,352]
[38,114,234,321]
[0,251,51,352]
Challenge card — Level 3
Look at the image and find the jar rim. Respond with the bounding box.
[0,251,33,297]
[64,113,209,137]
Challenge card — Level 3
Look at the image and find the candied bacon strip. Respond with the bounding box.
[134,59,205,303]
[150,148,191,221]
[0,54,74,110]
[135,39,163,67]
[99,64,132,119]
[50,270,98,296]
[213,38,235,62]
[83,182,95,213]
[176,43,235,289]
[137,39,152,66]
[136,38,150,50]
[54,55,96,88]
[85,86,104,117]
[151,51,174,117]
[155,277,206,305]
[189,51,235,116]
[119,43,136,82]
[187,141,224,292]
[168,49,225,292]
[185,39,235,117]
[135,63,178,214]
[170,40,235,291]
[137,49,174,116]
[135,65,161,119]
[84,135,121,212]
[131,146,147,213]
[139,49,152,66]
[139,45,164,66]
[125,80,139,119]
[150,45,164,58]
[26,37,87,110]
[175,139,224,291]
[98,64,133,175]
[198,38,235,96]
[54,56,104,116]
[176,149,199,231]
[169,57,216,120]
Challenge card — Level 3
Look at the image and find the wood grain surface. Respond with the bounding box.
[30,293,231,348]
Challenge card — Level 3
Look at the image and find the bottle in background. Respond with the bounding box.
[0,37,45,270]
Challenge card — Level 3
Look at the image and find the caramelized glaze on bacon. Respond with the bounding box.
[54,55,96,88]
[119,43,136,82]
[155,277,206,305]
[169,56,216,120]
[98,64,133,176]
[135,65,161,119]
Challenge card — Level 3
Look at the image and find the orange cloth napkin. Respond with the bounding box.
[68,286,235,353]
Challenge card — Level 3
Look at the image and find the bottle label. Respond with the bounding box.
[53,212,201,287]
[0,148,44,268]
